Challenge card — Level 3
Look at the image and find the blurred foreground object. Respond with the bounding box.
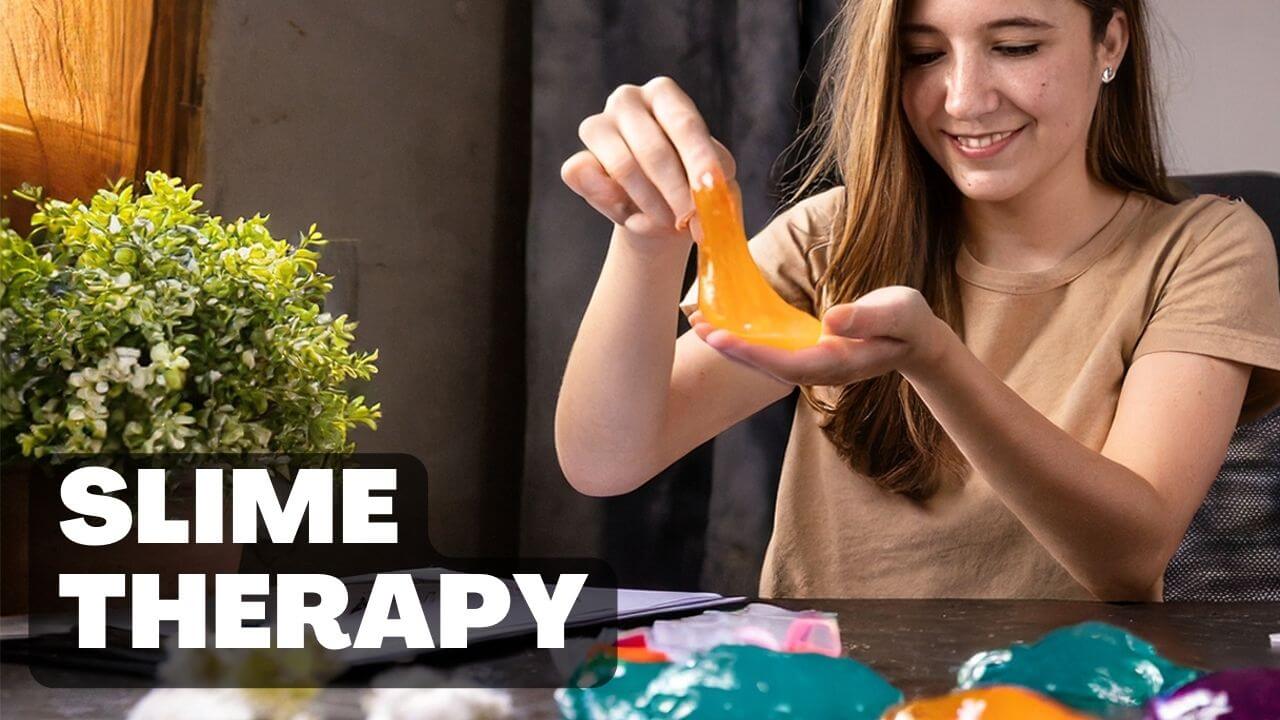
[558,643,901,719]
[884,686,1093,719]
[1142,668,1280,720]
[958,622,1200,716]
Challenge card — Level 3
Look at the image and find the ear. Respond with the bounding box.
[1098,9,1130,76]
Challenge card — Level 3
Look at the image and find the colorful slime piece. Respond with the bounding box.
[647,603,842,661]
[957,622,1201,716]
[558,651,669,719]
[883,686,1096,720]
[557,644,902,720]
[1143,668,1280,720]
[692,168,823,350]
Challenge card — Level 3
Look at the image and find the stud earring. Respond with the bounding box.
[1101,66,1115,84]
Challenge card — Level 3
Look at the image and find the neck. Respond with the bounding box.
[960,156,1128,272]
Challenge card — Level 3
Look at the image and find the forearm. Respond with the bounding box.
[902,322,1171,600]
[555,226,692,494]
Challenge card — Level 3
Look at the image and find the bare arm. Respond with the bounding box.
[905,332,1249,600]
[692,287,1252,600]
[555,77,792,495]
[555,241,791,494]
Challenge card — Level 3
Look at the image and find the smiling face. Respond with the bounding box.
[899,0,1123,203]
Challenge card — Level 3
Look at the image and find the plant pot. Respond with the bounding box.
[1,463,32,615]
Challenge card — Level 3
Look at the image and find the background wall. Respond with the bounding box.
[200,0,528,558]
[1152,1,1280,174]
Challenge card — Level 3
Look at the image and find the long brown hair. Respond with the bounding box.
[788,0,1178,501]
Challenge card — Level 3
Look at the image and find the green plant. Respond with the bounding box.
[0,172,379,457]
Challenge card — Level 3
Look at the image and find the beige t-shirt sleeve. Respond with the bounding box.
[1132,199,1280,417]
[679,186,843,320]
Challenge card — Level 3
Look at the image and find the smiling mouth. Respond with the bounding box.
[945,125,1028,156]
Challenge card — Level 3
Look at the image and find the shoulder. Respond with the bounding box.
[1108,190,1277,293]
[1137,191,1274,259]
[779,185,845,234]
[1127,192,1280,420]
[754,185,845,259]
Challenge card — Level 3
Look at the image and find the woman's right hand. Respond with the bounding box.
[561,76,737,243]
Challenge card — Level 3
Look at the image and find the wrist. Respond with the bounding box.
[899,316,960,387]
[612,224,693,262]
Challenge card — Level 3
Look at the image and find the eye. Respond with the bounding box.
[996,44,1039,57]
[904,50,945,67]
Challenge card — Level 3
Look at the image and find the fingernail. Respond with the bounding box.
[835,308,855,335]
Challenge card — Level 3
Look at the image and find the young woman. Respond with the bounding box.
[554,0,1280,601]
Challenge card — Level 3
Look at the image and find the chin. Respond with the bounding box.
[946,170,1029,203]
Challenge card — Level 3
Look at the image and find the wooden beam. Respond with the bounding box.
[136,0,207,186]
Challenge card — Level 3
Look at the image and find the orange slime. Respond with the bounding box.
[883,686,1094,720]
[691,168,822,350]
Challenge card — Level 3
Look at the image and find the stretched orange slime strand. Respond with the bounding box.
[692,168,822,350]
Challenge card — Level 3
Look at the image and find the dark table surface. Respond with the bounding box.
[3,599,1278,719]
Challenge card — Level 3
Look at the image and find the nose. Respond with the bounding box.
[944,51,1000,121]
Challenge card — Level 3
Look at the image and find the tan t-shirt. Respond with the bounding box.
[681,187,1280,599]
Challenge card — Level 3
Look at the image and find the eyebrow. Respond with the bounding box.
[901,16,1057,34]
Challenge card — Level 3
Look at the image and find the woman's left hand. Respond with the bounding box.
[689,286,951,386]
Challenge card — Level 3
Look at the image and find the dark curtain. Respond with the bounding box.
[523,0,840,594]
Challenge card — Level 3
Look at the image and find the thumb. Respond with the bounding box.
[823,300,900,339]
[821,303,858,337]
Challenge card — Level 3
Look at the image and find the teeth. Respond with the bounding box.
[955,129,1014,149]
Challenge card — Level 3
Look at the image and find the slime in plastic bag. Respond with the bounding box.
[557,644,901,720]
[644,602,841,661]
[692,168,823,350]
[957,622,1201,716]
[883,685,1096,719]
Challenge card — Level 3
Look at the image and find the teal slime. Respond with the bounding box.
[557,644,902,719]
[957,621,1201,717]
[557,652,669,720]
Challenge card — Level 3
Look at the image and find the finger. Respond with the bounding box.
[818,335,908,375]
[821,303,856,338]
[609,89,691,226]
[561,150,637,225]
[694,324,792,380]
[578,113,672,223]
[676,144,736,233]
[697,322,908,385]
[823,301,902,340]
[689,318,718,345]
[715,334,877,386]
[686,213,706,242]
[710,138,737,181]
[642,77,725,185]
[713,337,820,377]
